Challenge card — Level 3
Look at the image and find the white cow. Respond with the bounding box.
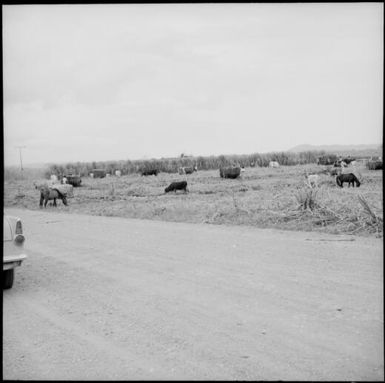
[269,161,280,168]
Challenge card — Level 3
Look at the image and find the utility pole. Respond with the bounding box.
[15,146,26,171]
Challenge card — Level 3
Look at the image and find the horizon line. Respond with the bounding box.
[5,143,382,168]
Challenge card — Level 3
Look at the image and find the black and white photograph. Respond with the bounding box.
[3,3,383,381]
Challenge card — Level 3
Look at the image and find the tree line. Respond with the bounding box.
[43,150,326,178]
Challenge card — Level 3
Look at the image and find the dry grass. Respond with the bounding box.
[4,164,383,237]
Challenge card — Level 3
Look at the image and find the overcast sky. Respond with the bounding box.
[3,3,383,166]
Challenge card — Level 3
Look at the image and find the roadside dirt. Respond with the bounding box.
[3,208,383,380]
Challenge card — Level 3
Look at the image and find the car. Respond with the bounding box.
[3,215,27,289]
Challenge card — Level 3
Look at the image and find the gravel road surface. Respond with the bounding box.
[3,208,383,380]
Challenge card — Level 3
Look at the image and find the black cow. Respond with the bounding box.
[367,160,383,170]
[317,155,338,165]
[336,173,361,188]
[219,166,241,179]
[141,169,159,176]
[165,181,188,193]
[342,157,355,165]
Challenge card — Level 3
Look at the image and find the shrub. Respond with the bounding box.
[295,188,319,211]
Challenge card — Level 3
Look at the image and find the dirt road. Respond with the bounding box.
[3,208,383,380]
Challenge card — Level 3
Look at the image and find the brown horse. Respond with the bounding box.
[39,186,68,207]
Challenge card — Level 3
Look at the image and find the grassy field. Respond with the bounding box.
[4,163,383,237]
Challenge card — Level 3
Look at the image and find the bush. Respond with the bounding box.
[295,188,319,211]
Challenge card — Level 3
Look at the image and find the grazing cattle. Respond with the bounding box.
[64,174,82,187]
[178,166,197,175]
[141,169,159,176]
[342,157,355,165]
[115,170,121,177]
[39,186,68,207]
[269,161,280,168]
[317,155,338,166]
[367,160,383,170]
[55,183,74,198]
[219,166,241,179]
[92,169,106,178]
[306,174,319,188]
[336,173,361,188]
[333,160,347,168]
[165,181,188,193]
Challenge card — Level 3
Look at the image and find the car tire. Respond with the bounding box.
[3,269,14,289]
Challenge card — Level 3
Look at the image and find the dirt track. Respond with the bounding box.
[3,208,384,380]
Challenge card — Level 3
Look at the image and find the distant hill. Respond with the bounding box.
[288,144,382,158]
[288,144,381,153]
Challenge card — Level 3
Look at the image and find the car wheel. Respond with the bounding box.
[3,269,14,289]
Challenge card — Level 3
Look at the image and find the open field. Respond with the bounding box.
[4,163,383,237]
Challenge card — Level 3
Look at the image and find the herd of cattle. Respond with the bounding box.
[305,172,361,189]
[34,156,381,207]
